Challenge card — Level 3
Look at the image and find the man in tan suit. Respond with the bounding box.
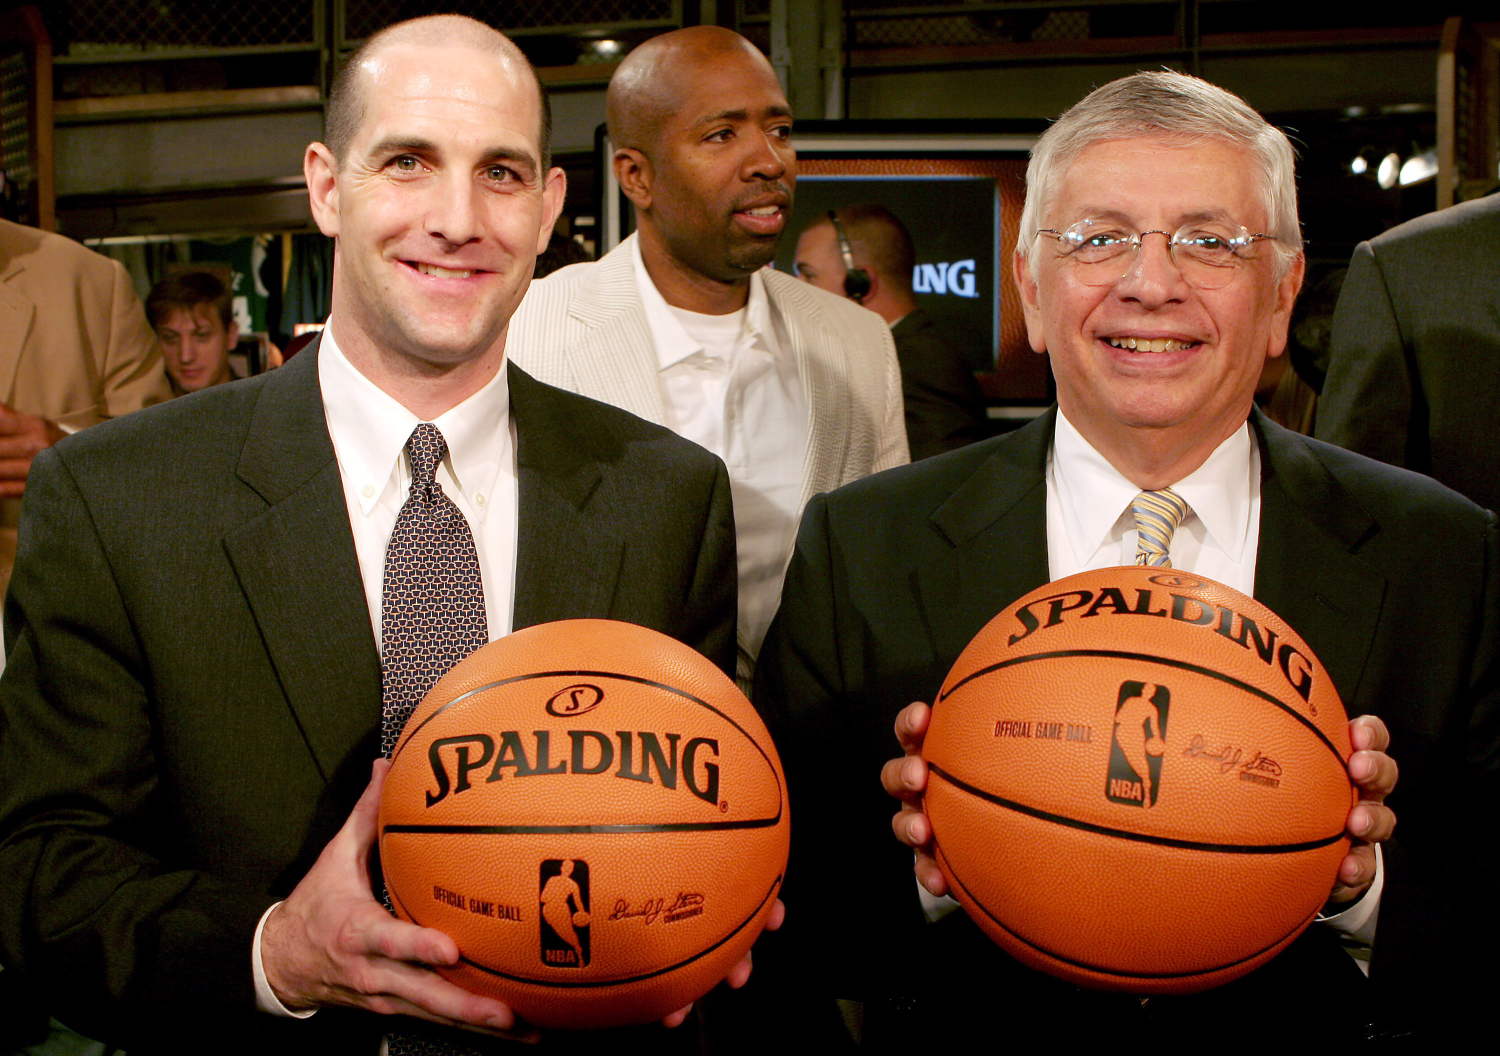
[508,27,907,686]
[0,218,171,591]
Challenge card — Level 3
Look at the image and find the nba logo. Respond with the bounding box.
[1105,681,1171,807]
[539,860,591,968]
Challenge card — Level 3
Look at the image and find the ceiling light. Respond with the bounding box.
[1350,155,1368,175]
[1398,150,1438,187]
[1377,153,1401,190]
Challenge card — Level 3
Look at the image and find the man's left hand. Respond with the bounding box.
[0,404,66,498]
[1330,714,1397,903]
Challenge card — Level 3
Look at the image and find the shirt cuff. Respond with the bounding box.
[1316,842,1383,944]
[253,901,317,1018]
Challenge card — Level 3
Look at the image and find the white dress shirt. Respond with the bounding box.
[632,238,808,663]
[253,323,521,1017]
[921,408,1381,958]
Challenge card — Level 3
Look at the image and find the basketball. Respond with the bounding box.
[379,619,789,1028]
[922,567,1354,994]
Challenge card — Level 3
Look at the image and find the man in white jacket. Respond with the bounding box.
[508,26,908,687]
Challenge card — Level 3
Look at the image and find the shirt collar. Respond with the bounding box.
[318,321,511,517]
[631,235,770,371]
[1051,407,1252,565]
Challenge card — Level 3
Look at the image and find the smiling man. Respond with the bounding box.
[755,72,1497,1045]
[508,26,907,689]
[0,15,754,1055]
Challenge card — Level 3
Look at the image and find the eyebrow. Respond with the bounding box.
[693,104,793,128]
[366,137,540,180]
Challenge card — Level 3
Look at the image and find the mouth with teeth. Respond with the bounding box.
[733,202,787,236]
[1105,336,1196,353]
[409,261,479,280]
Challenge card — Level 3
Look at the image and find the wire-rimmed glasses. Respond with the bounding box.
[1035,218,1282,290]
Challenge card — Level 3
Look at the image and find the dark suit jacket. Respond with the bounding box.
[1316,193,1500,513]
[0,344,737,1054]
[889,309,990,462]
[755,408,1498,1040]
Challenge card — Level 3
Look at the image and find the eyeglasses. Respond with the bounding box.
[1035,218,1282,290]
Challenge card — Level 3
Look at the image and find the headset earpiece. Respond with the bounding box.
[828,211,872,303]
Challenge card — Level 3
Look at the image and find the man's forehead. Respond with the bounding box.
[355,41,539,140]
[1050,136,1262,225]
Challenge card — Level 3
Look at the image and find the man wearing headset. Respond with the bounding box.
[795,206,991,461]
[508,27,907,688]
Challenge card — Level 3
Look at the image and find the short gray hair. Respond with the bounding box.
[1018,70,1301,277]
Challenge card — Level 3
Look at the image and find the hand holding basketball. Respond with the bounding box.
[1331,714,1398,903]
[881,700,945,897]
[260,760,531,1040]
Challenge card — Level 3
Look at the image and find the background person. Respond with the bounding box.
[508,26,907,689]
[1316,192,1500,513]
[794,205,990,460]
[146,270,239,394]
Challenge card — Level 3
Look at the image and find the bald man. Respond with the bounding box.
[795,206,990,460]
[508,27,907,689]
[0,15,749,1054]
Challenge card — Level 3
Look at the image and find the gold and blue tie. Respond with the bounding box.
[1131,487,1189,568]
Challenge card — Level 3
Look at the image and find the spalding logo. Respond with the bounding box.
[546,684,604,717]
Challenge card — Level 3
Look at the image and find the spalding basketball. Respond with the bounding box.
[923,567,1354,994]
[379,620,789,1028]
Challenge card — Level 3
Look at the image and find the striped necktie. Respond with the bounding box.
[1131,487,1189,568]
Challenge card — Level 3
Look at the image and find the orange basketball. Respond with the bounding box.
[379,619,789,1029]
[923,567,1354,994]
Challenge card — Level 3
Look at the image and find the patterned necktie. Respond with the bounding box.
[380,423,488,757]
[381,425,491,1056]
[1131,487,1189,568]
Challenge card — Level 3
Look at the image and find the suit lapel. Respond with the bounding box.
[221,342,382,783]
[0,257,34,402]
[563,238,668,424]
[765,272,855,510]
[914,412,1055,663]
[1252,410,1387,702]
[509,363,624,629]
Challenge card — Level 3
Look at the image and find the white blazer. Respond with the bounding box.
[507,234,910,679]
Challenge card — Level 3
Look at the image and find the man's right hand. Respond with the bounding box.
[260,759,534,1040]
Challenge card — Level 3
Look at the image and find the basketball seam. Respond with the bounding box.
[935,842,1314,980]
[391,874,783,989]
[382,817,782,835]
[927,765,1347,854]
[936,649,1346,767]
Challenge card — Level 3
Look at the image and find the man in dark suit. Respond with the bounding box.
[1316,192,1500,513]
[757,71,1493,1045]
[0,15,753,1054]
[793,206,990,461]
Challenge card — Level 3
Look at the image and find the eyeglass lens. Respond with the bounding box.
[1044,219,1268,290]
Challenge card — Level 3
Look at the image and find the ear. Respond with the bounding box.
[614,148,653,210]
[225,320,240,348]
[1013,247,1048,354]
[1264,251,1306,360]
[304,142,341,238]
[537,166,569,255]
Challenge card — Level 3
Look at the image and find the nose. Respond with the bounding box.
[1112,230,1189,306]
[742,129,791,183]
[426,169,482,247]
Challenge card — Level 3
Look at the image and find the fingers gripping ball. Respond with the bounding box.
[922,568,1354,994]
[379,620,789,1028]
